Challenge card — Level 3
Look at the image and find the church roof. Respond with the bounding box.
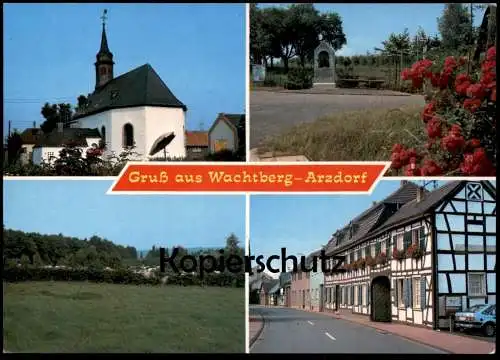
[34,128,101,148]
[74,63,187,120]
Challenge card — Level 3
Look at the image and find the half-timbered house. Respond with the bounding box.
[323,180,496,330]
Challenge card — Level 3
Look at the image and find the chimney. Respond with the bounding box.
[57,122,63,133]
[416,186,425,202]
[400,180,408,187]
[372,201,377,206]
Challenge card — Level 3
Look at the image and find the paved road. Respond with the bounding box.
[249,90,425,148]
[249,306,446,354]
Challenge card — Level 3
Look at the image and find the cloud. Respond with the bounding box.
[336,46,355,56]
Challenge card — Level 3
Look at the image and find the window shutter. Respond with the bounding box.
[367,284,370,305]
[358,285,362,304]
[409,279,413,308]
[420,277,426,310]
[419,227,426,251]
[403,279,408,307]
[393,279,398,306]
[351,286,354,305]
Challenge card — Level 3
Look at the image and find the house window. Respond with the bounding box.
[468,273,486,296]
[386,238,392,256]
[375,241,381,255]
[215,139,228,152]
[397,233,403,250]
[123,123,134,147]
[192,148,202,153]
[364,246,370,257]
[397,279,404,307]
[413,278,421,308]
[47,152,55,158]
[403,231,412,251]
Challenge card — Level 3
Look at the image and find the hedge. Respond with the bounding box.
[3,266,244,288]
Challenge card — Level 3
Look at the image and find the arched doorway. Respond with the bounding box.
[371,276,391,322]
[318,51,330,68]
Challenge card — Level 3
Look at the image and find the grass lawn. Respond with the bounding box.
[258,105,424,162]
[3,281,245,353]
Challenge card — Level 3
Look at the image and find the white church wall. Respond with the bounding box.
[145,106,186,159]
[77,111,111,147]
[110,107,147,158]
[209,120,236,153]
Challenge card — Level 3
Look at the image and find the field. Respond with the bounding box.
[3,282,245,353]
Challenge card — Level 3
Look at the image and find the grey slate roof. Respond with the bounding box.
[325,181,422,255]
[74,63,186,120]
[34,128,101,148]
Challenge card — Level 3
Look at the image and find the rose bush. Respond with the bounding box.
[390,47,496,176]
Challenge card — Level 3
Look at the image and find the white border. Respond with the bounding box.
[245,193,250,353]
[245,2,250,163]
[105,160,392,195]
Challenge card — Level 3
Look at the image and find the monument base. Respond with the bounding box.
[313,82,336,88]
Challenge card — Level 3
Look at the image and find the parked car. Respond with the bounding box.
[454,304,496,337]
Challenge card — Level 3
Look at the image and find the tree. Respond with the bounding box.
[225,233,242,256]
[376,28,411,54]
[438,4,472,52]
[40,103,73,133]
[6,131,23,165]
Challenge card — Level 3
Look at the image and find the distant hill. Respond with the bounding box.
[137,246,223,259]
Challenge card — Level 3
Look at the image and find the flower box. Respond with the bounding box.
[365,256,376,267]
[392,247,406,261]
[406,243,424,259]
[375,252,387,265]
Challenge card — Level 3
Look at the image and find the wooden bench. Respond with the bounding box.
[337,78,386,89]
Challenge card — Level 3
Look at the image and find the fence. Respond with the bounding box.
[252,53,422,92]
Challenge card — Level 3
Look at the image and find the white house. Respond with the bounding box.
[34,18,187,162]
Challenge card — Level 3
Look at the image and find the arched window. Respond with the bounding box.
[123,123,134,148]
[101,126,106,142]
[100,67,107,75]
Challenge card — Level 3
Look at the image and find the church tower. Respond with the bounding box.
[95,10,114,89]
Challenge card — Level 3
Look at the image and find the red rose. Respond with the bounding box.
[466,83,487,100]
[426,116,442,139]
[421,102,436,123]
[421,159,443,176]
[486,47,496,61]
[460,148,495,176]
[463,98,482,112]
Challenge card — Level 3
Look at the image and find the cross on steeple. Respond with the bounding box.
[101,9,108,27]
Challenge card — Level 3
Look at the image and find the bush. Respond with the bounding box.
[390,47,496,176]
[284,67,313,90]
[3,265,244,288]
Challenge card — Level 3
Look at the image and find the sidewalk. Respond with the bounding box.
[249,314,265,348]
[295,307,495,354]
[250,148,309,162]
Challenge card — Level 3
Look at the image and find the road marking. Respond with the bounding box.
[308,321,314,326]
[325,332,336,341]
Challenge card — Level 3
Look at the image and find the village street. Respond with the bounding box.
[250,305,447,353]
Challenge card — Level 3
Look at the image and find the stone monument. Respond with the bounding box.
[313,34,336,88]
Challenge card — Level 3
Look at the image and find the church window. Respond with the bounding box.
[123,123,134,148]
[101,126,106,144]
[100,67,107,75]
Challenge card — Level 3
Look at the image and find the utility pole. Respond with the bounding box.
[8,120,11,137]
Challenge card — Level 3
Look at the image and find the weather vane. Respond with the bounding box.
[101,9,108,26]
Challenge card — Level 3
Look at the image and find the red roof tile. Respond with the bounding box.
[185,131,208,147]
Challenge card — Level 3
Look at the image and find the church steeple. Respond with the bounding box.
[95,9,114,89]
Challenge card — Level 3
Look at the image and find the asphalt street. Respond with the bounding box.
[249,306,447,354]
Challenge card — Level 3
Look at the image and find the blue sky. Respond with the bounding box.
[3,180,245,251]
[260,3,483,56]
[250,180,496,274]
[3,3,246,139]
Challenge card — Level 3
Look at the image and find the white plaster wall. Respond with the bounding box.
[109,107,146,157]
[209,120,236,152]
[144,106,186,159]
[20,144,35,164]
[77,111,111,147]
[32,147,64,165]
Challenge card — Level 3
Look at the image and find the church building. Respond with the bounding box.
[33,14,188,164]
